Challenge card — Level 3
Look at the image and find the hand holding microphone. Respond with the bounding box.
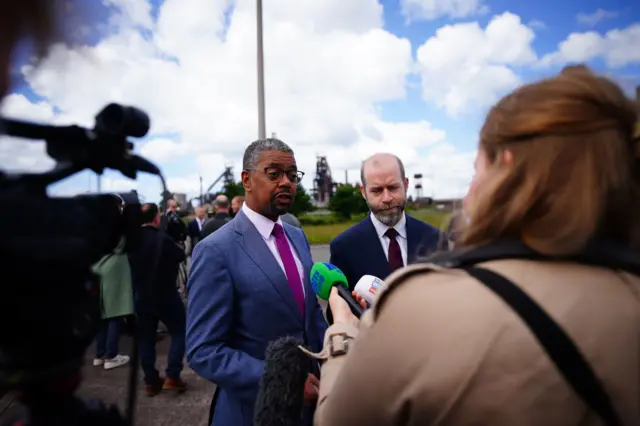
[353,274,385,307]
[310,262,365,319]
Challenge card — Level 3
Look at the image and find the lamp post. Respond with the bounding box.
[256,0,266,139]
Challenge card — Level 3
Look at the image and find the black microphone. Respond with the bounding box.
[254,336,309,426]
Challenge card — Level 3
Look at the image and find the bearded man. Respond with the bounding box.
[329,153,441,290]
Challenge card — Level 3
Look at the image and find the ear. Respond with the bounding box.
[360,184,366,200]
[241,170,251,192]
[404,177,409,191]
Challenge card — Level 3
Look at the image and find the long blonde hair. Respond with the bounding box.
[460,65,640,255]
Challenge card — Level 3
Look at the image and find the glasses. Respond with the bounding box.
[247,167,305,184]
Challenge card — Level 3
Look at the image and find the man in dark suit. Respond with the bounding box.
[187,138,327,426]
[187,206,206,254]
[201,194,232,238]
[330,153,440,289]
[162,199,188,245]
[128,203,188,396]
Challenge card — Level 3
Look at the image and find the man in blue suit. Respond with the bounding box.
[330,153,441,289]
[187,138,328,426]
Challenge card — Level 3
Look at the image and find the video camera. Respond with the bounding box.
[0,104,167,426]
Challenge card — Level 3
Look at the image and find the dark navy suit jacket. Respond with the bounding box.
[186,210,327,426]
[329,213,441,289]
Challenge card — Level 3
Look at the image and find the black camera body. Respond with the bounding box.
[0,104,165,426]
[164,209,187,243]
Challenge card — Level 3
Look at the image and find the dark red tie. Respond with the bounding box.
[385,228,404,272]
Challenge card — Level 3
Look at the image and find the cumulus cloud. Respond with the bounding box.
[539,24,640,68]
[0,0,479,200]
[400,0,489,22]
[415,11,537,116]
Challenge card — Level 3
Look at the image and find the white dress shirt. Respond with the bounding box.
[370,212,408,266]
[242,203,306,295]
[196,217,205,232]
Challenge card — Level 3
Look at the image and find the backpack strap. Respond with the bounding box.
[463,266,622,426]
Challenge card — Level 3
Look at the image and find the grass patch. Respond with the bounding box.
[303,210,450,245]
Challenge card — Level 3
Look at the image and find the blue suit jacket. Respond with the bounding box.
[186,210,328,426]
[329,213,441,289]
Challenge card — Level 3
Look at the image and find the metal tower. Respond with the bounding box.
[414,173,423,199]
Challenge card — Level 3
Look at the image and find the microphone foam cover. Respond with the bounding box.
[254,336,309,426]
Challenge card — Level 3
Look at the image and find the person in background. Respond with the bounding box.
[92,194,134,370]
[231,195,244,217]
[311,65,640,426]
[162,199,188,245]
[128,203,188,397]
[330,153,441,288]
[187,206,207,255]
[201,194,232,238]
[280,212,302,228]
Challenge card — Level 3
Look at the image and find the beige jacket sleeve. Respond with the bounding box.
[312,264,459,426]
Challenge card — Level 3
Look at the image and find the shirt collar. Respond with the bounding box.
[370,212,407,240]
[242,203,283,240]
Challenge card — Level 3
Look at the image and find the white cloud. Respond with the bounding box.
[139,138,189,163]
[0,94,57,173]
[576,9,618,27]
[3,0,493,202]
[400,0,489,22]
[415,11,537,116]
[540,24,640,68]
[528,20,547,30]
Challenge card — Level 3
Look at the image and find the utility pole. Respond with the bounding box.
[199,175,204,205]
[256,0,266,139]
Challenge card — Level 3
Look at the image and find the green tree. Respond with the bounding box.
[328,185,368,220]
[223,181,245,200]
[291,184,314,216]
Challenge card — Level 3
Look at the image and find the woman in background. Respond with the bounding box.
[92,194,135,370]
[312,65,640,426]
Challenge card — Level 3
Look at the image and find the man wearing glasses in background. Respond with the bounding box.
[186,138,328,426]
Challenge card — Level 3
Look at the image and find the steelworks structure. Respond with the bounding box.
[312,156,337,207]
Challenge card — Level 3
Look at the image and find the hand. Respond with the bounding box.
[303,373,320,405]
[328,287,360,327]
[351,291,368,309]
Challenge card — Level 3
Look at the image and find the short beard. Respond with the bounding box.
[368,201,406,227]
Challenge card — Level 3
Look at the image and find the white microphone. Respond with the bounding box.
[353,274,385,307]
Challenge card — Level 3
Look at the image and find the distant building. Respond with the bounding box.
[172,192,187,209]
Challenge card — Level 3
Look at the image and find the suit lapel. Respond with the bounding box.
[234,212,302,321]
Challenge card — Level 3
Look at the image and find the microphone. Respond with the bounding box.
[310,262,364,318]
[353,274,385,307]
[254,336,309,426]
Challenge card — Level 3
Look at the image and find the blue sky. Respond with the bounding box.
[1,0,638,203]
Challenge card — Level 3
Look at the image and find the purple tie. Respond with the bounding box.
[272,223,305,316]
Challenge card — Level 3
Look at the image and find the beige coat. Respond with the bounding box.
[312,259,640,426]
